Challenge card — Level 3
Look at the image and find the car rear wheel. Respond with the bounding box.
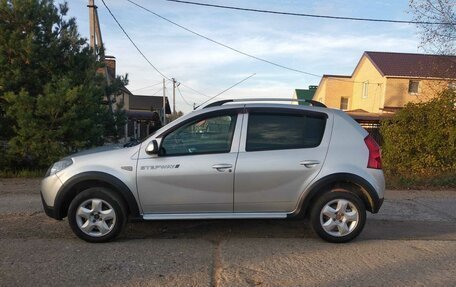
[310,190,366,243]
[68,187,127,243]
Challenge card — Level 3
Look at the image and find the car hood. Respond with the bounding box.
[67,144,124,158]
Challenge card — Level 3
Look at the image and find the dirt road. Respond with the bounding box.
[0,178,455,286]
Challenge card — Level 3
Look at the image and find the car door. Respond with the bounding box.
[137,109,243,214]
[234,107,332,213]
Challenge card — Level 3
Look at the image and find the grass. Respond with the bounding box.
[0,169,46,178]
[386,172,456,190]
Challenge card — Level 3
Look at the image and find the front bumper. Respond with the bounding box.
[40,192,60,220]
[40,174,63,220]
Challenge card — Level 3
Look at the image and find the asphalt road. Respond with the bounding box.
[0,178,455,287]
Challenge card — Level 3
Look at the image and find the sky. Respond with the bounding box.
[61,0,421,113]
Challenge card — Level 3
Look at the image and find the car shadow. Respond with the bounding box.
[123,218,456,241]
[124,218,313,240]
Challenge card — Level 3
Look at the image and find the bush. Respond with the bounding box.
[380,89,456,177]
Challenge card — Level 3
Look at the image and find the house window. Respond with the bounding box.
[340,97,349,110]
[362,82,368,99]
[408,80,420,94]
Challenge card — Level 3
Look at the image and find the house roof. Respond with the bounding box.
[322,74,351,78]
[316,74,351,88]
[295,86,317,101]
[346,109,394,123]
[364,51,456,79]
[126,110,162,121]
[129,95,171,114]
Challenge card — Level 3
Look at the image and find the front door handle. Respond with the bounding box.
[300,160,320,168]
[212,163,233,172]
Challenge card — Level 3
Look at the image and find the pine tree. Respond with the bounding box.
[0,0,126,168]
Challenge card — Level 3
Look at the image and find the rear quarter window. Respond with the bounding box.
[246,112,326,152]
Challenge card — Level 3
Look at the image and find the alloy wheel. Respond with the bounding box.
[319,199,359,237]
[75,198,116,237]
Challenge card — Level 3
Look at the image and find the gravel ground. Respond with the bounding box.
[0,178,455,287]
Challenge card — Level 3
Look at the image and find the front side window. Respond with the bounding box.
[408,80,420,94]
[246,112,326,152]
[160,114,237,156]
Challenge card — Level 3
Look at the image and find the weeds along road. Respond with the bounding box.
[1,178,455,287]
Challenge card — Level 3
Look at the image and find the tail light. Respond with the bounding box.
[364,135,382,169]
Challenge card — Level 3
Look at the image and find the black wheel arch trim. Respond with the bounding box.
[292,173,383,217]
[53,171,141,220]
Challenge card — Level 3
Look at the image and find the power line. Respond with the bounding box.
[134,87,164,97]
[131,81,163,92]
[165,78,212,99]
[178,82,212,98]
[176,86,193,106]
[100,0,170,80]
[196,73,256,108]
[100,0,210,100]
[150,87,164,96]
[126,0,322,77]
[104,0,382,100]
[166,0,455,25]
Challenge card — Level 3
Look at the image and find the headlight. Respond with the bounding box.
[45,159,73,177]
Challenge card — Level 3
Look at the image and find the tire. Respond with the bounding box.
[310,190,366,243]
[68,187,127,243]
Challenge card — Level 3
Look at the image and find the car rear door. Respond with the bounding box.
[234,107,332,213]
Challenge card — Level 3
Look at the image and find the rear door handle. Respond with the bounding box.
[212,163,233,172]
[300,160,320,168]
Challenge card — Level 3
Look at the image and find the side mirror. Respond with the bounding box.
[145,140,159,155]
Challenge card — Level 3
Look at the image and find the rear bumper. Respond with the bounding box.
[372,197,384,214]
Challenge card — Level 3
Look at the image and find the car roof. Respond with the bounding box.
[200,102,334,115]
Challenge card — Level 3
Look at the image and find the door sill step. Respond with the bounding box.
[142,212,288,220]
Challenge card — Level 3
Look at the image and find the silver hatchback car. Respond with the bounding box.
[41,99,384,243]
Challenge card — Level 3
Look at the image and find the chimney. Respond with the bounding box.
[104,55,116,78]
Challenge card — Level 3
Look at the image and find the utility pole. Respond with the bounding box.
[88,0,113,111]
[162,78,167,125]
[172,78,176,115]
[88,0,104,60]
[88,0,96,51]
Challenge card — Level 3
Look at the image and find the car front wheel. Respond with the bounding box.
[68,187,127,243]
[310,190,366,243]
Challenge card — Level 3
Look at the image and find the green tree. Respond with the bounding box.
[0,0,126,168]
[380,89,456,175]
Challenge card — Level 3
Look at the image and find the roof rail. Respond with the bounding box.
[202,98,327,109]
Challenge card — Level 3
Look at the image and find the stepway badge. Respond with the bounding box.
[141,164,180,170]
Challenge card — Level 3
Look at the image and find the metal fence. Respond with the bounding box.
[359,122,383,145]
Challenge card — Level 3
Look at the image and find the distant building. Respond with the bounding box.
[313,51,456,117]
[102,56,171,141]
[292,86,318,105]
[123,92,171,140]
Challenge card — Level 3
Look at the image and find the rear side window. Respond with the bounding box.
[246,112,326,152]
